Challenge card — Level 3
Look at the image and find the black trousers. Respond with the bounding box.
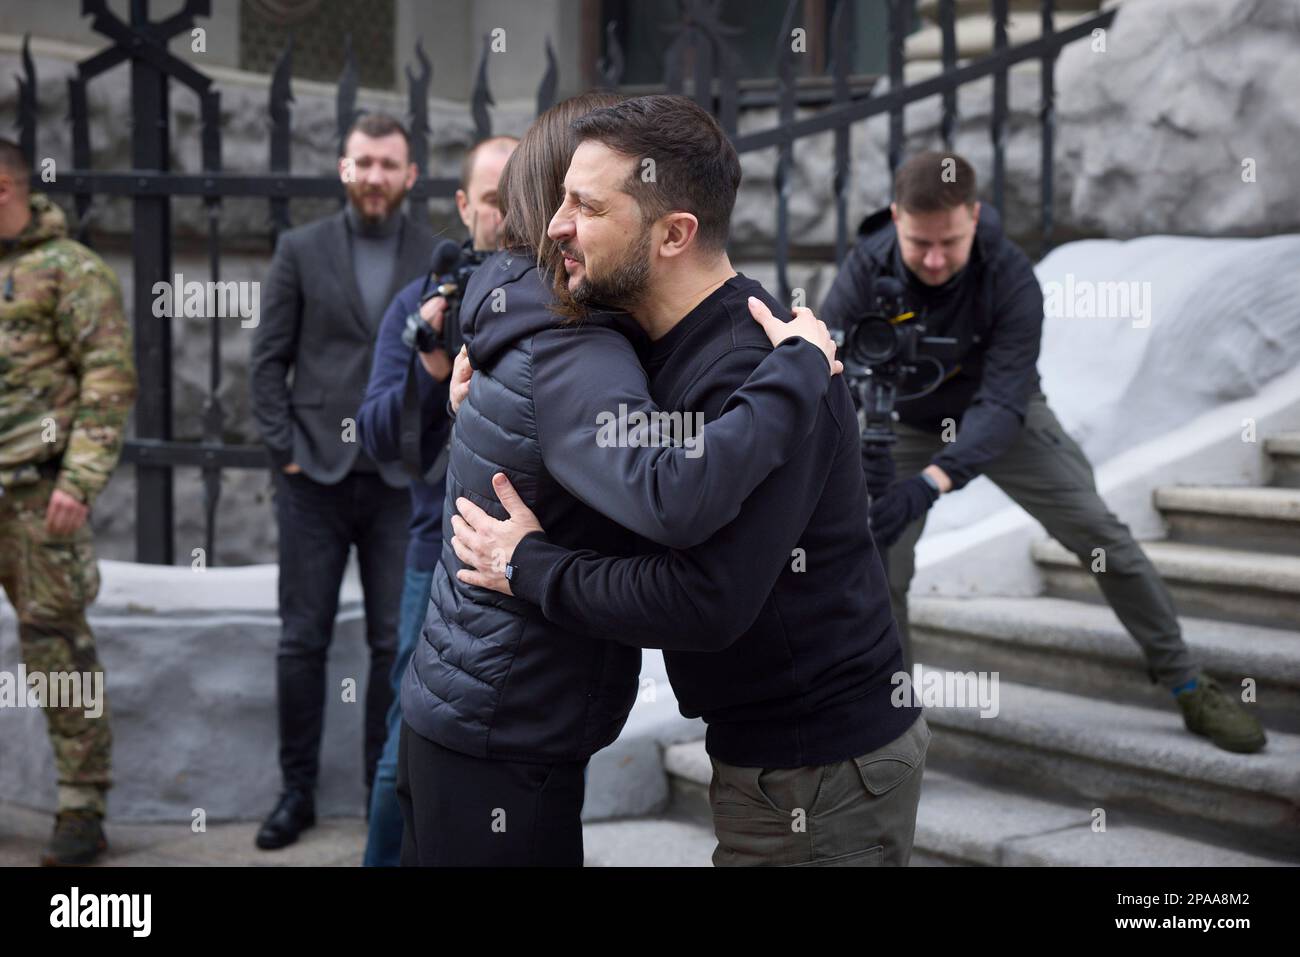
[395,720,588,866]
[273,469,410,795]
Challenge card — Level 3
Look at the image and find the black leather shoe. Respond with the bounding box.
[255,791,316,850]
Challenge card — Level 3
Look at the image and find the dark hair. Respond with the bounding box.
[894,151,978,212]
[0,137,30,190]
[498,91,623,283]
[459,135,519,192]
[339,112,411,158]
[570,94,740,253]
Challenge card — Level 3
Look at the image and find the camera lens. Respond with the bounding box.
[847,315,899,365]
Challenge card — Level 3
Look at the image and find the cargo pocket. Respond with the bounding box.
[24,524,98,622]
[791,843,884,867]
[853,716,931,796]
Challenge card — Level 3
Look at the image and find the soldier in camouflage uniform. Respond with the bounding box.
[0,139,136,865]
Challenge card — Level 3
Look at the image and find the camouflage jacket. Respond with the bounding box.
[0,192,136,506]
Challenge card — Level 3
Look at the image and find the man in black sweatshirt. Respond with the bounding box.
[819,150,1264,755]
[450,95,929,867]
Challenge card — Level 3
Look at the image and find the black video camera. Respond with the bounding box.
[402,238,489,360]
[840,276,958,452]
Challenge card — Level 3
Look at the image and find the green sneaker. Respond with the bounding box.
[1175,674,1267,754]
[41,809,108,866]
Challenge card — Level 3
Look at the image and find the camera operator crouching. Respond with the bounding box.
[820,150,1264,755]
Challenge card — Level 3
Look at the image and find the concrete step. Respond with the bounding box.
[1155,486,1300,555]
[582,817,715,867]
[915,770,1294,866]
[911,595,1300,732]
[918,672,1300,857]
[1267,432,1300,488]
[660,743,1294,866]
[1033,538,1300,630]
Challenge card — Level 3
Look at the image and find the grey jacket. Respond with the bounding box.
[250,207,435,486]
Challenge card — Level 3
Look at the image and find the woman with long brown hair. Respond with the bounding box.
[396,92,840,866]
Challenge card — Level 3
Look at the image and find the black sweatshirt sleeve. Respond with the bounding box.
[531,326,832,549]
[508,348,843,651]
[931,256,1044,489]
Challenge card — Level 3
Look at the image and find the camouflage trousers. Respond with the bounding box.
[0,476,111,815]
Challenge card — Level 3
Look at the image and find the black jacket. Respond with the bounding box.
[250,208,435,486]
[820,204,1045,489]
[401,253,836,762]
[508,274,920,769]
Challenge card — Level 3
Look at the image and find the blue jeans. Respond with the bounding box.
[363,564,436,866]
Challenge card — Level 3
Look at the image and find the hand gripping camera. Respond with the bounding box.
[401,238,489,361]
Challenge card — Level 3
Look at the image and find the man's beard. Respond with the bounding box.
[347,182,405,224]
[569,228,652,311]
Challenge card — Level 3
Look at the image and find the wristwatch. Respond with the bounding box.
[919,471,942,496]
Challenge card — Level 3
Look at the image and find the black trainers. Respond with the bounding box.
[41,809,108,866]
[255,790,316,850]
[1176,674,1267,753]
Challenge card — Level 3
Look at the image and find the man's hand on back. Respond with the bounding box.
[449,346,473,414]
[747,297,843,376]
[451,472,544,596]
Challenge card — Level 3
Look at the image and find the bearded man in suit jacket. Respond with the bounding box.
[250,112,435,850]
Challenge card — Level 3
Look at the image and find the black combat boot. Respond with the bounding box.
[41,809,108,866]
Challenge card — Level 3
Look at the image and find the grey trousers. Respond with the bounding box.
[886,391,1200,689]
[708,714,930,867]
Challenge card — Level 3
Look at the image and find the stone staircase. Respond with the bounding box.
[584,432,1300,866]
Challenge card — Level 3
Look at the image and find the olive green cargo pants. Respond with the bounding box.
[886,392,1200,689]
[708,714,930,867]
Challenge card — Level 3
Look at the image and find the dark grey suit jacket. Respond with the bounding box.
[250,207,435,487]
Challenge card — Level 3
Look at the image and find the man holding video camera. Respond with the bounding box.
[249,113,437,851]
[355,134,516,866]
[820,151,1264,754]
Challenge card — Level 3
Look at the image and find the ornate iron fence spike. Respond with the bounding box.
[537,37,558,117]
[597,20,624,88]
[940,0,958,150]
[829,0,856,266]
[407,39,432,177]
[471,33,494,142]
[269,34,293,240]
[336,33,359,157]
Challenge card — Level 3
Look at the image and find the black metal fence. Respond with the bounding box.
[11,0,1114,565]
